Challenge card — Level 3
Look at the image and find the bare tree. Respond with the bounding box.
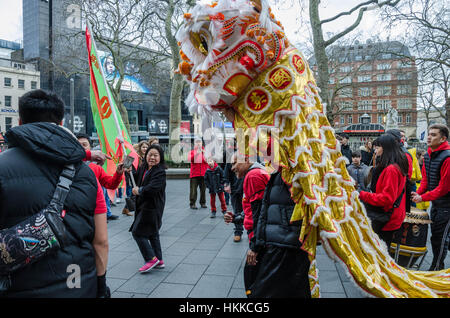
[82,0,170,131]
[307,0,400,124]
[381,0,450,126]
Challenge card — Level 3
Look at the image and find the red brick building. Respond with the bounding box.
[310,40,418,142]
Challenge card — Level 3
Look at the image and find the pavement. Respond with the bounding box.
[105,178,449,298]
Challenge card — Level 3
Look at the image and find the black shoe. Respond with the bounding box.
[210,212,216,218]
[201,204,207,209]
[107,215,119,220]
[190,205,198,210]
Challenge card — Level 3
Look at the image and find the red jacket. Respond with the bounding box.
[417,142,450,202]
[242,164,270,239]
[89,162,123,189]
[189,146,208,178]
[360,164,406,231]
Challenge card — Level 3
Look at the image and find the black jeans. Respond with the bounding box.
[231,190,244,236]
[429,207,450,270]
[133,233,162,262]
[190,176,206,206]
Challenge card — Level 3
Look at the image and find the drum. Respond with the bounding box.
[389,207,431,269]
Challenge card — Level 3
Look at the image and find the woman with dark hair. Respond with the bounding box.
[361,139,374,166]
[359,134,409,248]
[130,144,167,272]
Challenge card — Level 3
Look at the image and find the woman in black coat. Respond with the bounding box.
[130,144,167,272]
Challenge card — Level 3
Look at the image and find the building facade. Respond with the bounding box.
[312,40,418,142]
[22,0,191,144]
[0,39,40,134]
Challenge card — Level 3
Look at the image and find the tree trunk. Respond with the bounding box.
[446,97,450,128]
[165,0,183,149]
[309,0,333,123]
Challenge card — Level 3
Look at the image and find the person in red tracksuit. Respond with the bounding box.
[188,138,209,209]
[359,133,409,249]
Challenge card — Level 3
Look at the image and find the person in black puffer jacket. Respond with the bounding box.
[0,89,107,298]
[249,171,311,298]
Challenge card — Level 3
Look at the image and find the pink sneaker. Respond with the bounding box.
[155,260,165,269]
[139,257,160,272]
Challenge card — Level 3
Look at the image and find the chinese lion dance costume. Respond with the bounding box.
[175,0,450,297]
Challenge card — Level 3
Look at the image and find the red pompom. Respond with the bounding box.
[239,55,255,70]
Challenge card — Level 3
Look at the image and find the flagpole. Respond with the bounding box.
[87,21,137,189]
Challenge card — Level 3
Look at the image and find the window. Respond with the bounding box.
[4,77,11,87]
[397,73,412,80]
[358,87,371,97]
[13,63,25,69]
[359,64,372,71]
[377,99,391,110]
[377,63,391,70]
[381,53,391,59]
[339,76,352,84]
[18,79,25,89]
[340,101,353,111]
[406,114,412,124]
[377,73,391,81]
[358,75,371,82]
[340,116,345,125]
[397,85,411,95]
[348,114,353,124]
[5,117,12,131]
[338,87,353,97]
[5,96,12,107]
[357,100,371,111]
[397,99,412,109]
[31,81,37,89]
[355,55,362,61]
[397,115,403,123]
[377,86,392,96]
[340,66,352,73]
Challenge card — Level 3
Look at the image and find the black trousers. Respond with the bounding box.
[371,220,396,250]
[231,190,244,236]
[429,207,450,271]
[133,233,162,262]
[245,245,311,298]
[190,176,206,206]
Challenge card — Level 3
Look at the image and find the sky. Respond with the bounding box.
[0,0,22,43]
[0,0,394,47]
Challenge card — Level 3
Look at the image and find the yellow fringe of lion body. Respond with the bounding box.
[231,47,450,298]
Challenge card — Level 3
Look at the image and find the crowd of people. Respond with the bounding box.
[0,89,448,298]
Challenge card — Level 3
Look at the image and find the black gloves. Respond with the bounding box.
[97,272,111,298]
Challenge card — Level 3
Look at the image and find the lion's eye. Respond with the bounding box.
[200,35,209,54]
[189,29,211,55]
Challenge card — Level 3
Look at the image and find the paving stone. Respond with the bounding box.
[111,291,148,298]
[164,263,208,285]
[188,275,234,298]
[196,238,228,251]
[107,259,141,280]
[228,288,246,298]
[183,249,218,265]
[164,242,197,257]
[149,283,194,298]
[117,269,170,294]
[317,270,345,294]
[205,257,242,277]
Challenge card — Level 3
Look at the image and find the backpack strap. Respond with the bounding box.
[47,164,76,214]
